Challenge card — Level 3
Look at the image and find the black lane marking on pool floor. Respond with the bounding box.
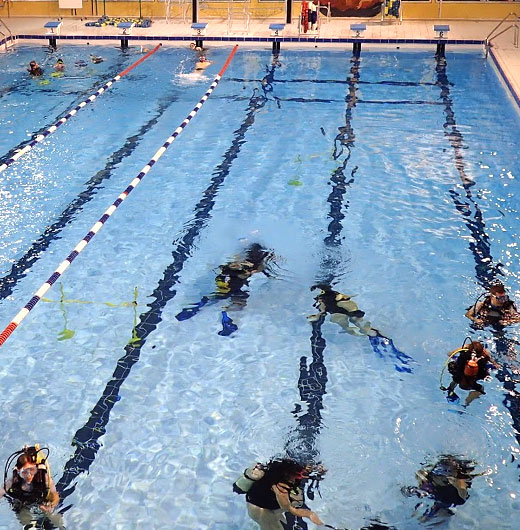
[0,55,129,168]
[227,77,451,88]
[286,55,360,467]
[0,93,180,302]
[213,94,444,106]
[285,56,367,530]
[56,87,270,502]
[435,57,520,456]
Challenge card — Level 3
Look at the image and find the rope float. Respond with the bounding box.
[0,45,239,347]
[0,44,162,175]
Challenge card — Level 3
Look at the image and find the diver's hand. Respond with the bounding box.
[309,511,324,525]
[39,503,54,513]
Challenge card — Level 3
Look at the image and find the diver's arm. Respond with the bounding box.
[0,479,12,500]
[499,303,520,325]
[482,348,500,369]
[272,484,324,526]
[465,301,484,323]
[40,478,59,512]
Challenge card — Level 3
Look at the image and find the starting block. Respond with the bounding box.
[269,23,285,37]
[191,22,208,49]
[350,23,366,56]
[118,22,135,49]
[434,25,450,39]
[118,22,135,35]
[191,22,208,37]
[44,21,62,48]
[350,23,366,38]
[434,25,450,58]
[269,23,285,54]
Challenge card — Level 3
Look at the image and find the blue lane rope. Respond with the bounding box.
[0,44,161,175]
[0,45,239,347]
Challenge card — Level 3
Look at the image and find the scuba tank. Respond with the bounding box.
[464,353,479,377]
[233,463,265,494]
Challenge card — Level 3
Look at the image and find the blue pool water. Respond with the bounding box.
[1,43,520,529]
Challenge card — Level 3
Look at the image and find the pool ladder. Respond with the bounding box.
[485,12,519,57]
[227,0,250,35]
[0,15,14,53]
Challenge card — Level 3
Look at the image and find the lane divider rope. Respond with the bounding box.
[0,44,162,175]
[0,44,239,347]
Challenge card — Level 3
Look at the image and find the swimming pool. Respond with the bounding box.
[1,43,520,529]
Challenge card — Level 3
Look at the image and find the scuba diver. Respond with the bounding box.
[442,340,499,405]
[308,284,413,372]
[402,455,478,521]
[175,243,275,335]
[465,281,520,329]
[308,284,376,337]
[0,444,63,528]
[233,458,324,530]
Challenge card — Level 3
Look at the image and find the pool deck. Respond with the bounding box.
[2,16,520,106]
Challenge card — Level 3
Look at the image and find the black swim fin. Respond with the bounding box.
[175,296,211,321]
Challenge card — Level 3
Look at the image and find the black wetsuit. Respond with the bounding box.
[450,350,488,393]
[315,289,365,318]
[473,296,518,327]
[7,472,48,509]
[215,245,272,297]
[29,67,43,76]
[246,476,280,510]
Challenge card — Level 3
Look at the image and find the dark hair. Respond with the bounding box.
[466,341,484,356]
[261,459,305,487]
[311,284,331,292]
[490,283,506,295]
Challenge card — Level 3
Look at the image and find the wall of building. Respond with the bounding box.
[0,0,518,21]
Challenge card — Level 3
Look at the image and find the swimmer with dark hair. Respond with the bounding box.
[194,55,212,71]
[28,61,43,76]
[54,58,65,71]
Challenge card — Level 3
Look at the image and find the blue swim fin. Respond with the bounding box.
[368,332,414,373]
[218,311,238,336]
[175,296,210,321]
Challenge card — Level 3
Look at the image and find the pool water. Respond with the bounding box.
[0,44,519,529]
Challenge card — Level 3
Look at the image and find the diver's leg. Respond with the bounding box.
[350,316,378,337]
[330,313,363,335]
[247,503,285,530]
[465,389,484,406]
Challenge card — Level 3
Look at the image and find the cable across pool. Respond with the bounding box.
[0,44,161,175]
[0,44,239,347]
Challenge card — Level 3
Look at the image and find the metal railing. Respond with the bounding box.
[227,0,250,35]
[0,16,13,52]
[485,12,519,57]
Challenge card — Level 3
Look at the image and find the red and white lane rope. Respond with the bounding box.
[0,45,239,347]
[0,44,162,175]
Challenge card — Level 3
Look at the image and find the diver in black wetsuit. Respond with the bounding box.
[308,284,413,372]
[466,282,520,330]
[402,455,478,521]
[445,340,499,405]
[233,459,324,530]
[175,243,275,334]
[308,284,377,336]
[1,445,64,529]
